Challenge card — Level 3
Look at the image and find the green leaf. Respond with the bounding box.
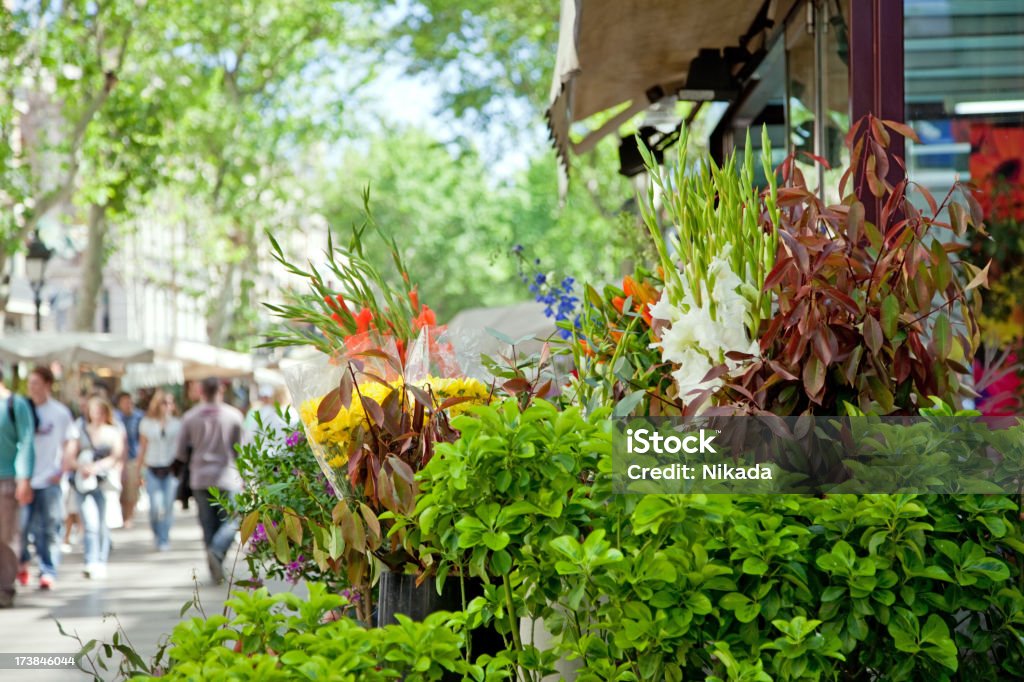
[482,530,510,552]
[881,295,900,338]
[614,391,647,417]
[932,313,951,360]
[821,586,846,602]
[490,549,512,575]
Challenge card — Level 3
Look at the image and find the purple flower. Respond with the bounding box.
[250,523,268,546]
[285,555,306,584]
[286,431,305,448]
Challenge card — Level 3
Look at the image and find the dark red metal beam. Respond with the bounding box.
[849,0,905,219]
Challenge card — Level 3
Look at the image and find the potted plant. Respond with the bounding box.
[390,396,610,681]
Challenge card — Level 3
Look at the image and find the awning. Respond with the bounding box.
[0,332,154,367]
[159,340,253,381]
[448,301,556,357]
[546,0,784,177]
[120,361,186,392]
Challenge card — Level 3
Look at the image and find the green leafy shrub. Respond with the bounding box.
[129,584,510,681]
[538,485,1024,681]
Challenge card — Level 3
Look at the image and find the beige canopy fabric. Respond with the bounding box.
[546,0,786,176]
[159,339,254,381]
[0,332,154,367]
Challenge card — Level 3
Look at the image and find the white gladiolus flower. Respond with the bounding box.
[650,248,759,407]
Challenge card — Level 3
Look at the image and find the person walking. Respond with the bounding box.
[175,377,243,584]
[138,390,181,551]
[64,396,124,579]
[17,367,73,590]
[114,392,144,528]
[0,369,35,607]
[241,384,293,452]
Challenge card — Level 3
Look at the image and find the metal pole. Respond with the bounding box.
[33,287,42,331]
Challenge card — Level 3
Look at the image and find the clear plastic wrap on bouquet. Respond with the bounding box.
[283,327,492,502]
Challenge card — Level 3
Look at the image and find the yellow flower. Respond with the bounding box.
[415,376,490,416]
[299,376,490,461]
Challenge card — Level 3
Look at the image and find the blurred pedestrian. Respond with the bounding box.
[61,392,90,551]
[0,369,35,607]
[64,396,124,579]
[18,367,73,590]
[139,390,181,551]
[241,384,293,452]
[114,392,144,528]
[175,377,243,584]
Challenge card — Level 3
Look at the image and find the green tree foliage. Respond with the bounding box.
[321,127,634,320]
[382,0,559,120]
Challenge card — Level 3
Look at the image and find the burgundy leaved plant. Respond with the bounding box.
[716,115,988,416]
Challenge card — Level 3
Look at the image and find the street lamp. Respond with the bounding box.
[25,230,53,332]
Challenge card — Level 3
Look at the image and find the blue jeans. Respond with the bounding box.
[145,469,178,547]
[194,489,238,563]
[20,484,62,578]
[77,488,110,566]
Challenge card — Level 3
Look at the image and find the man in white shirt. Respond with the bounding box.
[241,384,293,452]
[18,367,74,590]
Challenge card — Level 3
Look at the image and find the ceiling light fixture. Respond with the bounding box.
[953,99,1024,115]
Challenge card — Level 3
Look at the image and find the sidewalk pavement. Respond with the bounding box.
[2,502,264,681]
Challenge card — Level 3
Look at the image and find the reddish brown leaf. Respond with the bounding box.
[405,384,433,409]
[387,455,416,486]
[338,373,353,413]
[764,257,794,289]
[502,377,532,394]
[535,379,553,399]
[358,371,392,388]
[866,155,884,198]
[871,116,891,146]
[700,363,732,384]
[803,355,826,403]
[881,119,921,143]
[360,396,385,426]
[863,315,883,355]
[317,387,343,423]
[438,396,475,411]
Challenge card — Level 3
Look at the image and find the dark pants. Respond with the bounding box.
[194,488,238,563]
[20,483,62,579]
[0,479,20,601]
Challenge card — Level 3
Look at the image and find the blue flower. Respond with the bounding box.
[512,244,524,254]
[561,277,575,292]
[534,273,546,286]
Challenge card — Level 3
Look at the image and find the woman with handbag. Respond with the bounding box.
[63,396,124,579]
[138,390,181,551]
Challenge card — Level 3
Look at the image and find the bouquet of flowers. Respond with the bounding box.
[264,213,493,620]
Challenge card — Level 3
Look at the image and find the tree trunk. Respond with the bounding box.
[74,203,108,331]
[207,260,237,346]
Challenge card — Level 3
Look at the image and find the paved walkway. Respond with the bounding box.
[3,501,266,681]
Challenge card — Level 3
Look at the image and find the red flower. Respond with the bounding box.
[413,305,436,330]
[355,308,373,334]
[335,294,352,317]
[409,288,420,313]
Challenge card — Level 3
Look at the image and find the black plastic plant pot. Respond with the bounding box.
[377,570,506,665]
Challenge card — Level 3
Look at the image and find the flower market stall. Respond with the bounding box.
[78,119,1024,681]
